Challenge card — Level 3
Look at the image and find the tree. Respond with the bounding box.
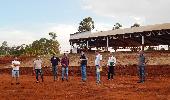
[78,17,95,32]
[131,23,140,28]
[49,32,57,40]
[0,41,9,55]
[112,23,122,30]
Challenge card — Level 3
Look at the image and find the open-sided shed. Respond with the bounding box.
[70,23,170,51]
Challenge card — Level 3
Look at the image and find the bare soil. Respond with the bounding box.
[0,74,170,100]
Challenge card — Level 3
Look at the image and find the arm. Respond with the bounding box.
[33,61,35,70]
[114,57,116,65]
[68,58,69,66]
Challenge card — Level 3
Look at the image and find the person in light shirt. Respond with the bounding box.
[107,53,116,80]
[33,56,44,83]
[11,57,21,85]
[95,51,102,84]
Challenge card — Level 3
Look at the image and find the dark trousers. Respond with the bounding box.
[35,69,43,81]
[139,66,145,82]
[52,66,58,80]
[108,66,115,79]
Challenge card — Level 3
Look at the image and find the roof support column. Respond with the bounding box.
[106,37,109,51]
[87,40,89,48]
[142,36,145,51]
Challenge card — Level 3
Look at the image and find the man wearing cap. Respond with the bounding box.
[33,56,44,83]
[11,57,20,85]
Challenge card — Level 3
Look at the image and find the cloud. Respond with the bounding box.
[0,28,36,46]
[45,24,77,52]
[82,0,170,25]
[0,24,77,53]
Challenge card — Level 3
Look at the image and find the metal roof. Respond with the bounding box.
[70,23,170,40]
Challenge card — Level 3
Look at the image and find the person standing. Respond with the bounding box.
[138,50,146,83]
[61,53,69,81]
[95,51,102,84]
[33,56,44,83]
[107,53,116,80]
[50,54,60,81]
[11,57,20,85]
[80,51,87,82]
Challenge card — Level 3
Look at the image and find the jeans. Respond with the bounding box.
[96,65,100,83]
[52,65,58,80]
[62,67,68,80]
[81,64,87,81]
[139,66,145,82]
[108,66,115,79]
[35,69,43,81]
[12,70,19,77]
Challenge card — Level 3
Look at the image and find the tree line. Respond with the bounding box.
[0,32,60,56]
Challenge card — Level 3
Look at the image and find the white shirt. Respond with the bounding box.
[34,59,42,69]
[12,60,20,70]
[107,56,116,66]
[95,54,102,66]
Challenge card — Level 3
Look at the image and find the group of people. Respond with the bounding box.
[10,50,146,85]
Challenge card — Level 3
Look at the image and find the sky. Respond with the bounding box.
[0,0,170,52]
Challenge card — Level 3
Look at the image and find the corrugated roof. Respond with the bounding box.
[70,23,170,40]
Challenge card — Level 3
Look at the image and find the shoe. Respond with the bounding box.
[36,81,39,83]
[62,78,64,82]
[16,82,20,85]
[137,81,144,83]
[96,81,101,84]
[66,79,68,82]
[82,80,86,82]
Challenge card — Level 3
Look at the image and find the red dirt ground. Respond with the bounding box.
[0,74,170,100]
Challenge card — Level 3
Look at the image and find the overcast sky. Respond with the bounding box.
[0,0,170,52]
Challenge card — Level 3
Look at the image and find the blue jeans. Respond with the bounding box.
[12,70,19,77]
[35,69,43,81]
[139,66,145,82]
[52,65,58,80]
[62,67,68,80]
[81,64,87,81]
[96,65,100,83]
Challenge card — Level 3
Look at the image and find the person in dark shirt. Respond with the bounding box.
[138,50,146,83]
[61,53,69,81]
[80,51,87,82]
[50,54,60,81]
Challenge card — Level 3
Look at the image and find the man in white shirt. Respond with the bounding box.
[107,53,116,80]
[33,56,44,83]
[11,57,20,85]
[95,51,102,84]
